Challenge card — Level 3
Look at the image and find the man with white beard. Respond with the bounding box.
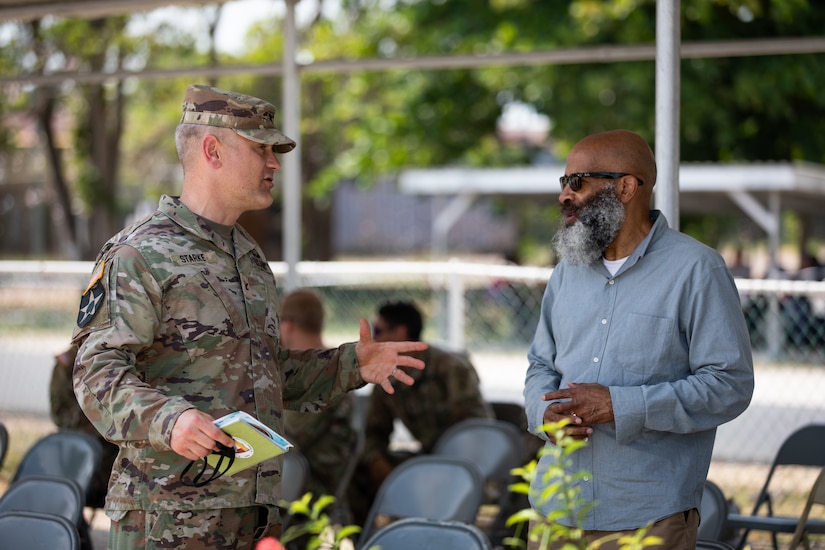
[523,129,754,550]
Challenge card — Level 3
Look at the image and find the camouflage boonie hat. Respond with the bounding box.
[180,84,296,153]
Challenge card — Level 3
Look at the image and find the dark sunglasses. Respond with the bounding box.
[559,172,644,192]
[181,441,236,487]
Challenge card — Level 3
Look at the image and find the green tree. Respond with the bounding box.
[250,0,825,259]
[5,1,824,259]
[0,13,218,258]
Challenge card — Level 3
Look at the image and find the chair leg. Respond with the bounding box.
[78,517,94,550]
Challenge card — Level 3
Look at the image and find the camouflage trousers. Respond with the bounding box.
[107,506,281,550]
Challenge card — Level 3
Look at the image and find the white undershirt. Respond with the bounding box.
[603,256,629,276]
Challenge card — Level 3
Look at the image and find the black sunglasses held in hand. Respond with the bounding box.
[559,172,644,192]
[181,441,236,487]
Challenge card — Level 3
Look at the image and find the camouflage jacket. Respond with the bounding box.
[283,393,357,498]
[72,195,364,512]
[50,345,98,437]
[363,346,492,463]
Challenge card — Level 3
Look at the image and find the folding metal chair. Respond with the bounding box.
[788,466,825,549]
[360,517,493,550]
[0,510,80,550]
[281,449,310,503]
[432,418,526,546]
[433,418,525,486]
[727,424,825,550]
[13,431,103,501]
[0,474,84,526]
[357,455,484,547]
[278,448,310,534]
[12,430,103,550]
[699,479,729,541]
[0,421,8,470]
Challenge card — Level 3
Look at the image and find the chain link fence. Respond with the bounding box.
[3,260,824,549]
[1,260,824,463]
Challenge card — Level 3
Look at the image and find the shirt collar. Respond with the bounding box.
[591,209,670,278]
[159,195,248,257]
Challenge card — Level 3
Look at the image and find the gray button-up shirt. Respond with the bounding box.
[524,210,754,530]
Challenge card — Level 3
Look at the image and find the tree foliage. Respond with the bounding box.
[0,13,217,257]
[2,0,824,259]
[290,0,825,185]
[237,0,825,256]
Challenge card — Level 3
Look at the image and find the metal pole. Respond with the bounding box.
[447,266,466,351]
[6,37,825,87]
[766,190,782,359]
[655,0,681,230]
[768,190,781,278]
[282,0,301,291]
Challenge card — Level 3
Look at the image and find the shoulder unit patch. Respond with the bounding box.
[77,261,106,328]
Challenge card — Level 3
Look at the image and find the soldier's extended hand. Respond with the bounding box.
[171,409,235,461]
[355,318,427,394]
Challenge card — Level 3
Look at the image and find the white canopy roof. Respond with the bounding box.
[399,161,825,268]
[399,161,825,214]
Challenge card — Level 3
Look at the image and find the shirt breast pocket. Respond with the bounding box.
[615,312,676,383]
[164,269,248,361]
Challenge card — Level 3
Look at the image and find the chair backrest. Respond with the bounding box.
[432,418,525,482]
[359,455,484,546]
[489,402,527,431]
[0,474,84,525]
[281,449,310,503]
[698,479,729,541]
[774,424,825,468]
[12,431,103,502]
[788,466,825,549]
[752,424,825,515]
[0,421,8,470]
[0,510,80,550]
[431,417,526,546]
[696,540,736,550]
[360,517,493,550]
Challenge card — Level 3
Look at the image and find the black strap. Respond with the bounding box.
[181,442,236,487]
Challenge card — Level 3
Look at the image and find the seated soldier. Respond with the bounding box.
[49,344,119,509]
[280,289,358,525]
[348,300,494,527]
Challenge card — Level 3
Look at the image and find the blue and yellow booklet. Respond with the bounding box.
[206,411,293,476]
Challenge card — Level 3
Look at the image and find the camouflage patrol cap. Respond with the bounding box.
[180,85,296,153]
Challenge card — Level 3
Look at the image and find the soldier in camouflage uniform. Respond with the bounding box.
[348,300,493,526]
[71,85,427,550]
[49,344,119,509]
[280,289,357,524]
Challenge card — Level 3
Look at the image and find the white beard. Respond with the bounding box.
[553,184,626,266]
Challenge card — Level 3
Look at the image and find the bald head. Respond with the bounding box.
[568,130,657,192]
[561,129,657,259]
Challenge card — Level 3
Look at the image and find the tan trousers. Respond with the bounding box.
[528,508,699,550]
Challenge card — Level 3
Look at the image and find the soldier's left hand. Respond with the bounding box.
[355,318,427,394]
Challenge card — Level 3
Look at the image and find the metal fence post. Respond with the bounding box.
[447,262,466,351]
